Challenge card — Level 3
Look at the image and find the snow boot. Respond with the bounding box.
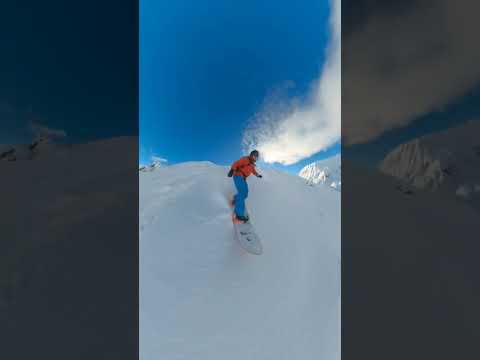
[231,213,249,224]
[235,214,249,222]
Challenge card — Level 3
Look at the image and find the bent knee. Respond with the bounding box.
[238,190,248,199]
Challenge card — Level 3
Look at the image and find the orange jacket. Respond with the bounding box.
[231,156,258,178]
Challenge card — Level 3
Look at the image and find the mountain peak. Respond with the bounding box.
[379,121,480,210]
[298,154,341,190]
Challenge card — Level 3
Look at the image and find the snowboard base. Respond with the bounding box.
[229,196,262,255]
[232,212,262,255]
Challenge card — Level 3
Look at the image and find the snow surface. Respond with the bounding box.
[343,160,480,359]
[299,154,341,190]
[0,137,138,358]
[140,162,340,360]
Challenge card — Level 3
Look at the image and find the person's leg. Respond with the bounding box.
[243,180,249,217]
[233,176,248,217]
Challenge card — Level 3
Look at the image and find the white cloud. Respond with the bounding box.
[242,0,341,165]
[342,0,480,145]
[29,121,67,140]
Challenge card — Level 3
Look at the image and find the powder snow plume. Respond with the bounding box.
[242,0,340,165]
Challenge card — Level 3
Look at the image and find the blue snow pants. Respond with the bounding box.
[233,175,248,217]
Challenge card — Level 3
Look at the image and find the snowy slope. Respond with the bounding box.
[0,137,138,358]
[379,121,480,207]
[140,162,340,360]
[299,154,341,190]
[343,161,480,359]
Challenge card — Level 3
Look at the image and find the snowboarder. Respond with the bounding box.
[228,150,263,223]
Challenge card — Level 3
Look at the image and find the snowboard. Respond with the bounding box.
[233,219,263,255]
[230,198,263,255]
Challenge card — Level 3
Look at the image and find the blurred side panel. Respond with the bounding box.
[0,1,138,359]
[342,1,480,359]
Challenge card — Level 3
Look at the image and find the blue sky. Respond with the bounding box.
[140,0,338,173]
[5,0,476,173]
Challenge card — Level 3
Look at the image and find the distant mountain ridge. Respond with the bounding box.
[298,154,341,190]
[0,136,78,162]
[140,157,168,172]
[379,121,480,208]
[0,137,53,161]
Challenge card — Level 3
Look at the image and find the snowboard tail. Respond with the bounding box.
[231,209,262,255]
[234,221,262,255]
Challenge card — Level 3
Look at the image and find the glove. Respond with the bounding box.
[227,169,234,177]
[257,174,263,178]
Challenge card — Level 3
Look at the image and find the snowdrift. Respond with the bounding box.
[140,162,341,360]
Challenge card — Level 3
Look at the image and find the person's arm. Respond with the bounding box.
[252,166,262,178]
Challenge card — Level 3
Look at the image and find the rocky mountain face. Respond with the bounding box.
[379,121,480,208]
[299,154,341,191]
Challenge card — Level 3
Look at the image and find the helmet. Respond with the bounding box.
[249,150,259,159]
